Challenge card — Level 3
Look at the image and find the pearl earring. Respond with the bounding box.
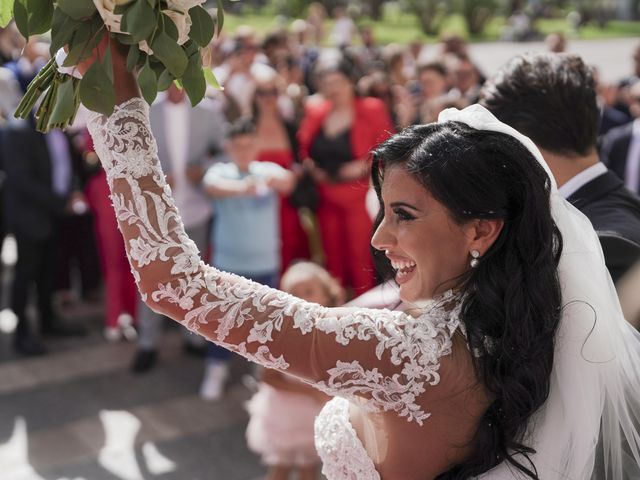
[470,250,480,268]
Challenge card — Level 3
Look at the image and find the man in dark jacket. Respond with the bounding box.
[481,52,640,283]
[601,81,640,196]
[2,119,85,355]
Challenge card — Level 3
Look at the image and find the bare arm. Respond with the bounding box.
[205,176,258,198]
[266,169,296,195]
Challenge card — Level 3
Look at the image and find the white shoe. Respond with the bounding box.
[104,326,122,343]
[199,363,229,401]
[117,313,137,341]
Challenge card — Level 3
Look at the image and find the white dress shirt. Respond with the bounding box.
[558,162,608,199]
[163,100,212,228]
[624,119,640,194]
[45,129,72,196]
[164,101,189,177]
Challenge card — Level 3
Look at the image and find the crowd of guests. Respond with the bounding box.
[1,5,640,478]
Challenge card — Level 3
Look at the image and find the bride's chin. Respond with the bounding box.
[398,284,421,304]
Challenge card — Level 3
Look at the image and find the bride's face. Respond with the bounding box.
[371,166,476,302]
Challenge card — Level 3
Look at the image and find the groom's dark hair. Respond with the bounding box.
[480,52,599,157]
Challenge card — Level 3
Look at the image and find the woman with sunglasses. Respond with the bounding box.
[252,73,310,272]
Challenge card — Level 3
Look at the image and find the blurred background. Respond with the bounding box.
[0,0,639,479]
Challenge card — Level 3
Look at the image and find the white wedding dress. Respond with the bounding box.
[87,98,640,480]
[87,98,470,480]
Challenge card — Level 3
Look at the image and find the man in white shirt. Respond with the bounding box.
[482,52,640,282]
[132,84,226,372]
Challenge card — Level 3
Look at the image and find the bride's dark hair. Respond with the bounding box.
[370,121,563,479]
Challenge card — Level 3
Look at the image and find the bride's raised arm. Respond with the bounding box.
[84,48,464,426]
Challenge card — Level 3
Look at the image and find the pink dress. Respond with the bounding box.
[246,378,325,467]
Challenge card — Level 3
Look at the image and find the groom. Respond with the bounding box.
[481,52,640,283]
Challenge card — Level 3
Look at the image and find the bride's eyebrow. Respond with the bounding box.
[390,201,420,212]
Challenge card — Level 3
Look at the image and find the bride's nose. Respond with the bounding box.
[371,216,395,252]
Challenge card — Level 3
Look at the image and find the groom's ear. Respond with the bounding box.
[467,218,504,255]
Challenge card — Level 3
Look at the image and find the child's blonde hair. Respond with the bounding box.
[280,261,344,307]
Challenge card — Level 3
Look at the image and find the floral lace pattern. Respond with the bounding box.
[87,98,465,474]
[315,397,381,480]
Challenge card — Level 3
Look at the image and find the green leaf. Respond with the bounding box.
[182,39,198,57]
[122,0,156,43]
[102,42,113,83]
[151,31,187,77]
[79,60,115,115]
[115,32,137,45]
[12,0,28,37]
[13,0,54,37]
[157,68,173,91]
[62,22,91,66]
[48,77,76,125]
[29,0,54,34]
[0,0,13,28]
[63,23,105,67]
[137,60,157,104]
[126,45,140,72]
[188,6,214,47]
[57,0,95,20]
[204,67,222,90]
[162,12,178,42]
[216,0,224,37]
[149,58,164,77]
[50,9,81,56]
[182,54,205,106]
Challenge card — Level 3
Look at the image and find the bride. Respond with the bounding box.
[78,45,640,479]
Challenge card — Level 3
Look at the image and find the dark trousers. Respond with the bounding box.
[55,214,101,297]
[12,234,56,339]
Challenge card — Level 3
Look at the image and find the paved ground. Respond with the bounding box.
[0,298,267,480]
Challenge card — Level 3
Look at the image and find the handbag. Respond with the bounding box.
[289,168,319,211]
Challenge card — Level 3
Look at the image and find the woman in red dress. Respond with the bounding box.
[252,73,310,272]
[298,57,394,295]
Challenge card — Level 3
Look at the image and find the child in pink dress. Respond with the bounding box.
[246,261,344,480]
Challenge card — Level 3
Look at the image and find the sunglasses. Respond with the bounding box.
[256,88,278,97]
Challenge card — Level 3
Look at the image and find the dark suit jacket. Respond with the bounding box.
[1,120,72,240]
[601,122,634,187]
[599,107,631,137]
[567,169,640,282]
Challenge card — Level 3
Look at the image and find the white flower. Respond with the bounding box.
[162,9,192,45]
[138,40,153,55]
[166,0,206,13]
[92,0,126,34]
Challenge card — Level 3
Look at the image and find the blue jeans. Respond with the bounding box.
[207,271,279,362]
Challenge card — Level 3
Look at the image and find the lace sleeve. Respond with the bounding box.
[87,98,464,425]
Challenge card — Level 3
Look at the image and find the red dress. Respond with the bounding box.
[257,149,310,272]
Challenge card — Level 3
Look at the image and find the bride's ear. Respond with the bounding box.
[467,218,504,255]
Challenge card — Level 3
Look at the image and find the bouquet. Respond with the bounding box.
[0,0,224,132]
